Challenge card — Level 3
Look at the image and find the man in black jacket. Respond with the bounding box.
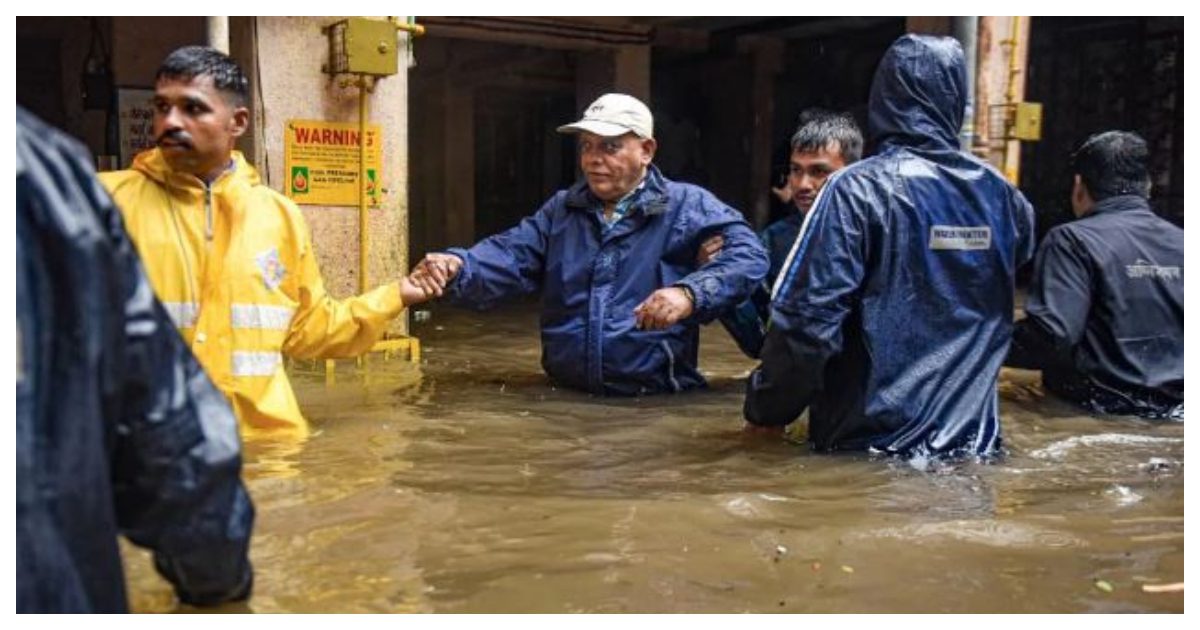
[1006,131,1183,419]
[16,106,254,612]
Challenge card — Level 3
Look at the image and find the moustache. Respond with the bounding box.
[157,131,193,148]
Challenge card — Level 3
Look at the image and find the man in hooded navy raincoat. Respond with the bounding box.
[743,35,1036,457]
[410,93,768,395]
[17,107,253,612]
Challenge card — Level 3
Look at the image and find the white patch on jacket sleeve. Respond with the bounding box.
[929,225,991,250]
[256,247,287,290]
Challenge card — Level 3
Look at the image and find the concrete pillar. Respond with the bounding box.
[443,81,476,245]
[975,16,1031,182]
[255,16,409,335]
[974,17,995,158]
[1000,17,1031,184]
[952,17,978,151]
[207,16,229,54]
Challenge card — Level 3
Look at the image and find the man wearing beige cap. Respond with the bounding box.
[411,93,768,396]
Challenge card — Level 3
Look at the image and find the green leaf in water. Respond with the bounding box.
[1094,579,1114,593]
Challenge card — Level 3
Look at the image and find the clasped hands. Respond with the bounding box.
[402,252,694,329]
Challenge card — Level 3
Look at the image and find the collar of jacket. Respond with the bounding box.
[564,164,670,216]
[1088,194,1152,217]
[132,147,261,192]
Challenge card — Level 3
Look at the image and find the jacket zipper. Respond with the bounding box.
[204,184,214,244]
[165,192,201,318]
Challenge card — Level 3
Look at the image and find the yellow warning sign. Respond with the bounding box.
[284,119,383,206]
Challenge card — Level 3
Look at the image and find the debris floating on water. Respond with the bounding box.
[1094,579,1114,593]
[1141,583,1183,593]
[1104,484,1143,506]
[841,565,854,574]
[1142,458,1174,474]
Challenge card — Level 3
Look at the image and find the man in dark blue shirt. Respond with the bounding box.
[408,93,768,395]
[1006,131,1183,419]
[701,109,863,358]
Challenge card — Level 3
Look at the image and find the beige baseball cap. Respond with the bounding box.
[556,93,654,139]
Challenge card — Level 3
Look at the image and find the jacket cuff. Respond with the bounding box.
[441,248,471,299]
[370,281,406,318]
[673,275,719,323]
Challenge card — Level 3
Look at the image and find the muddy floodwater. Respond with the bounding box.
[123,302,1184,613]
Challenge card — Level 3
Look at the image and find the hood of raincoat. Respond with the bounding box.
[867,34,966,152]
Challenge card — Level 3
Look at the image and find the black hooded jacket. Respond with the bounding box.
[1007,195,1183,418]
[16,107,254,612]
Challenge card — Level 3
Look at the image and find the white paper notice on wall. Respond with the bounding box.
[117,87,156,168]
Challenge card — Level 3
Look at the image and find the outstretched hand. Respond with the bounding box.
[634,286,694,330]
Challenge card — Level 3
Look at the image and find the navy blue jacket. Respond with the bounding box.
[744,35,1036,457]
[16,108,254,612]
[762,213,805,288]
[445,165,768,395]
[1007,195,1183,417]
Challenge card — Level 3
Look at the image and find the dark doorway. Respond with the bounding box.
[474,86,576,239]
[409,37,579,258]
[1023,17,1184,231]
[17,37,66,129]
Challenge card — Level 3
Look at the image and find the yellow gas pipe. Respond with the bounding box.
[323,18,425,384]
[358,75,370,294]
[1002,16,1025,184]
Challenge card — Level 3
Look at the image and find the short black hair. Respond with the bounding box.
[156,46,249,107]
[790,108,863,164]
[1070,130,1152,201]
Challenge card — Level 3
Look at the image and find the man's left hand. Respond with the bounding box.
[771,181,793,204]
[634,287,694,330]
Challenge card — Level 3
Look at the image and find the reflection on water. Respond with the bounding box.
[123,302,1184,613]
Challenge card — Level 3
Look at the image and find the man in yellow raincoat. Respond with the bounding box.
[101,46,427,438]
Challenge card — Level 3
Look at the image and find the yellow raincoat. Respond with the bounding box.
[100,149,404,438]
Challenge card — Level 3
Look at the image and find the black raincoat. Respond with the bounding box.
[16,107,254,612]
[744,35,1036,457]
[1007,194,1183,418]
